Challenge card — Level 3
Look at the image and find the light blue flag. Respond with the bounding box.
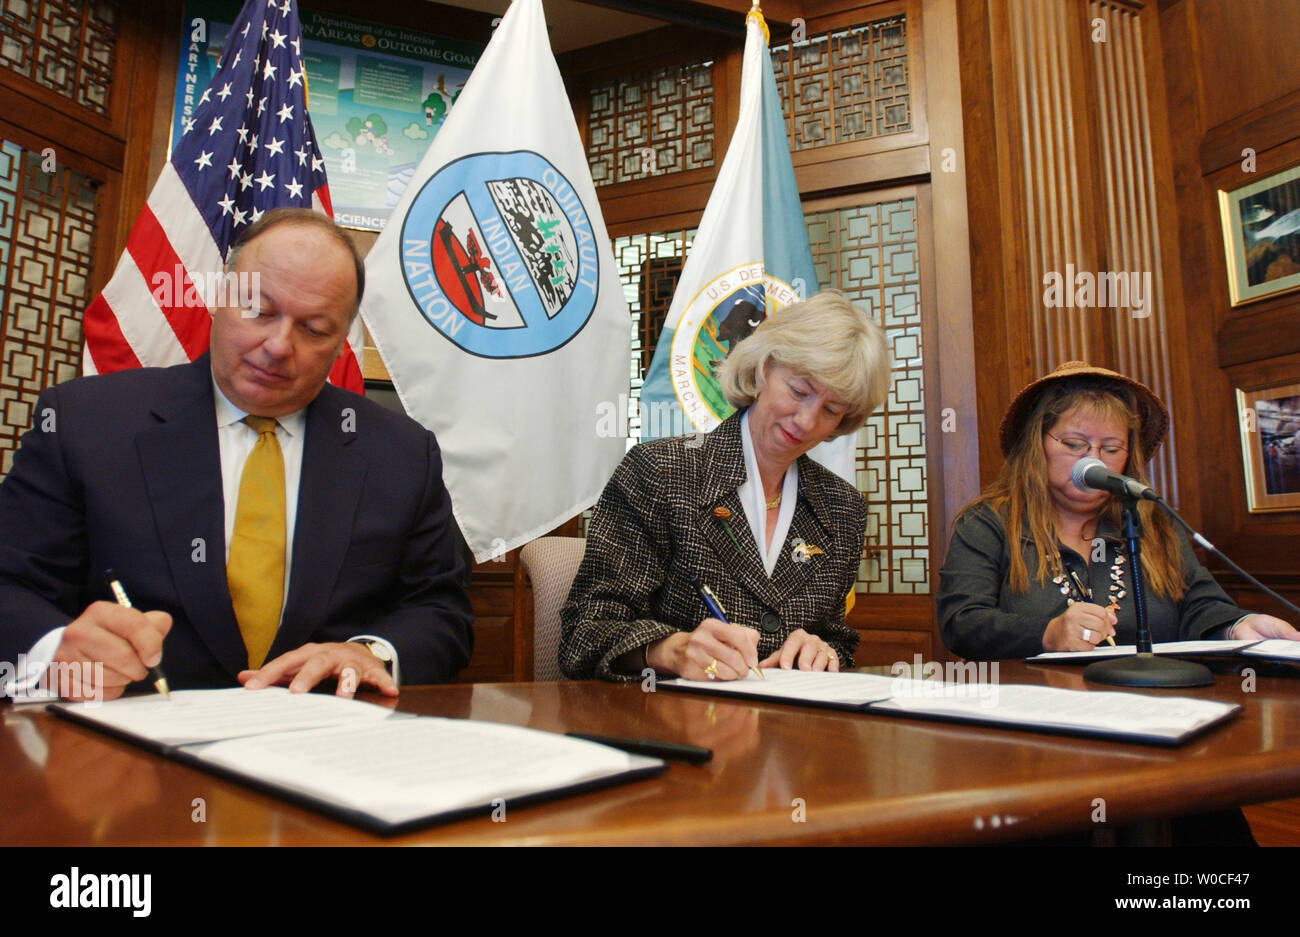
[639,9,854,480]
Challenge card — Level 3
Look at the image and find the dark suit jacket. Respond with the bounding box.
[559,410,865,681]
[0,354,472,688]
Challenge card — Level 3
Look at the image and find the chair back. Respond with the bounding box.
[518,536,587,680]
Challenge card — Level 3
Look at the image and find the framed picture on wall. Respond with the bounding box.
[1219,163,1300,306]
[1237,381,1300,512]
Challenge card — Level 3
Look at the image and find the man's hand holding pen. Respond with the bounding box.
[52,601,172,701]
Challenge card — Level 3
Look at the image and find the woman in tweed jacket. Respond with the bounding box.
[560,291,891,682]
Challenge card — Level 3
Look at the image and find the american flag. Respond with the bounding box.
[83,0,363,391]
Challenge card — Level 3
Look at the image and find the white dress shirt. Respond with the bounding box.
[737,410,799,577]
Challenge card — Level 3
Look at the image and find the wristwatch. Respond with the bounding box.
[352,639,395,674]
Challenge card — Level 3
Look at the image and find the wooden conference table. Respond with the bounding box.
[4,660,1300,845]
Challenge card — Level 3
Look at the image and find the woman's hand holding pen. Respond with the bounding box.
[1043,602,1117,652]
[646,618,760,681]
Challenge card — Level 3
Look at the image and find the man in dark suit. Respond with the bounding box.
[0,209,472,700]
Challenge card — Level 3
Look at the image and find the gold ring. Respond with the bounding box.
[705,659,719,680]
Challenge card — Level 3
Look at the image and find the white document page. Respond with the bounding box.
[194,718,657,826]
[872,683,1237,740]
[1029,639,1259,662]
[58,687,394,746]
[1240,639,1300,661]
[662,668,897,706]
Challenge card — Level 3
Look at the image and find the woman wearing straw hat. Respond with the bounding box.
[938,361,1297,661]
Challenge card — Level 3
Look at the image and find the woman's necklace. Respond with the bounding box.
[1050,542,1128,612]
[765,491,782,509]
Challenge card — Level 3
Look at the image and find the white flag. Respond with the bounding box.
[361,0,629,561]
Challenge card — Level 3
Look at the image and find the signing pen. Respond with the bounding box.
[689,575,765,680]
[1066,567,1116,648]
[104,569,171,699]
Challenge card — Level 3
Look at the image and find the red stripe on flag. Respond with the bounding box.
[329,344,363,394]
[83,293,143,373]
[126,206,214,360]
[314,183,333,219]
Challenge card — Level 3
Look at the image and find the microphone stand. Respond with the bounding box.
[1159,503,1300,619]
[1083,494,1215,688]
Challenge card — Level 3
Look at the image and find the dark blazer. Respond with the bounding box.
[937,503,1249,660]
[559,410,865,681]
[0,354,472,688]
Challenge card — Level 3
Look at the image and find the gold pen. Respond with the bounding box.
[105,570,171,699]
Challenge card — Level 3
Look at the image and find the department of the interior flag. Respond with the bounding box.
[639,7,856,480]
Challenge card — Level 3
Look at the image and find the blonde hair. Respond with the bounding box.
[966,380,1185,599]
[715,290,890,438]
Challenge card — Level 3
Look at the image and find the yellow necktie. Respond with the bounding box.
[227,416,285,669]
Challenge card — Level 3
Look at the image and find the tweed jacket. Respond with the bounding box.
[559,410,866,681]
[938,503,1250,661]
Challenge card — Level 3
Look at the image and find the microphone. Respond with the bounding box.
[1070,456,1159,501]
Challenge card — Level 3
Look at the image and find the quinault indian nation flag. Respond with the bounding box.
[82,0,363,392]
[360,0,629,561]
[640,6,855,481]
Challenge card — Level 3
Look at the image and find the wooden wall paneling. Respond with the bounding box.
[108,0,173,271]
[1125,0,1200,521]
[783,0,930,186]
[1184,0,1300,135]
[458,553,519,684]
[957,0,1017,486]
[513,559,534,681]
[1154,1,1300,603]
[919,0,978,581]
[1087,1,1181,502]
[1217,304,1300,370]
[1199,89,1300,178]
[557,24,730,79]
[146,0,184,197]
[913,180,950,661]
[1065,0,1111,370]
[792,142,930,197]
[959,0,1104,481]
[0,87,124,173]
[1157,0,1234,537]
[1201,142,1300,576]
[602,172,719,233]
[990,0,1038,461]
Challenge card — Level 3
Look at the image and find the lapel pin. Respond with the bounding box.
[711,505,742,552]
[791,538,824,564]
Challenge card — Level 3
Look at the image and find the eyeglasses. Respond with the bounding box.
[1046,432,1128,459]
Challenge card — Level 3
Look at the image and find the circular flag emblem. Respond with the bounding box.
[669,264,802,432]
[399,151,600,358]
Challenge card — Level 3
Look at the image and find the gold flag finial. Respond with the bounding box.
[746,2,770,44]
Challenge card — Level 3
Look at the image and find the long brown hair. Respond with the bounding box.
[965,379,1185,599]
